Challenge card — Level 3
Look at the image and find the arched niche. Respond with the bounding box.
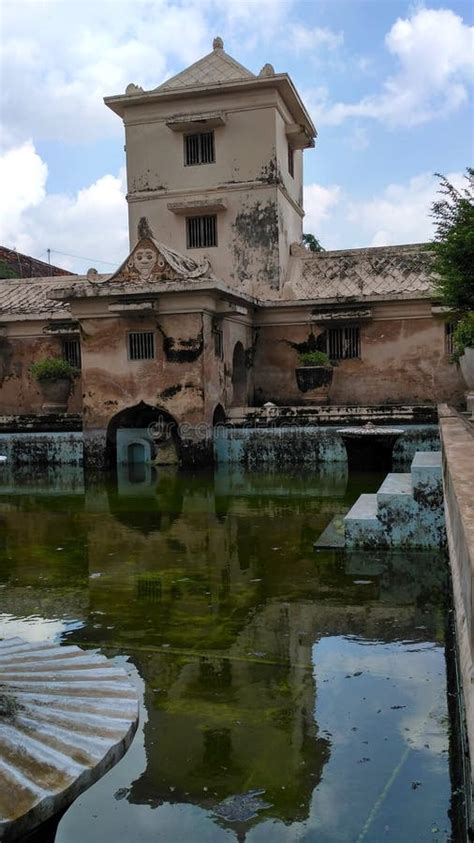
[106,402,179,469]
[231,342,247,407]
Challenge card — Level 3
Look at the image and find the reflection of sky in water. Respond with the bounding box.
[0,614,83,643]
[56,634,451,843]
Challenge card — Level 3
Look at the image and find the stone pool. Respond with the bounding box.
[0,465,457,842]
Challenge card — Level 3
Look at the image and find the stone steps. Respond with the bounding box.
[344,451,445,549]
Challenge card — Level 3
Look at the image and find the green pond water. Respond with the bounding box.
[0,465,455,842]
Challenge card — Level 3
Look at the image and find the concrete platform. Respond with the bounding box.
[377,473,412,504]
[0,637,139,841]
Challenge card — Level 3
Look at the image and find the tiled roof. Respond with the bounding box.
[0,276,87,317]
[284,244,435,301]
[155,48,255,92]
[0,246,75,279]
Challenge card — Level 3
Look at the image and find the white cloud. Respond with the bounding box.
[303,183,341,234]
[0,142,128,273]
[0,1,214,145]
[0,141,48,235]
[309,7,474,127]
[302,170,466,250]
[347,126,369,151]
[290,23,343,52]
[347,171,465,246]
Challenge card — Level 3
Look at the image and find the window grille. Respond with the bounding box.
[128,331,155,360]
[184,132,215,166]
[137,578,162,601]
[288,145,295,178]
[63,339,81,369]
[326,325,360,360]
[213,328,223,359]
[445,322,456,355]
[186,215,217,249]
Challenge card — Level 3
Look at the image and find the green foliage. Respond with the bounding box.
[0,260,19,279]
[298,350,332,367]
[431,168,474,313]
[30,357,78,381]
[452,312,474,358]
[302,233,324,252]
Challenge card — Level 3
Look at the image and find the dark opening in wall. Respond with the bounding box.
[325,326,360,360]
[128,331,155,360]
[63,339,81,369]
[186,215,217,249]
[288,145,294,178]
[184,132,215,166]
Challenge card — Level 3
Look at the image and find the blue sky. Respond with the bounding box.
[0,0,472,273]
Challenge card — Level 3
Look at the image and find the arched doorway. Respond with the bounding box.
[231,342,247,407]
[212,404,227,427]
[106,402,179,470]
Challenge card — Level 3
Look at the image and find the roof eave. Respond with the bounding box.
[104,73,317,140]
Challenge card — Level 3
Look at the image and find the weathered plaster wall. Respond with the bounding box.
[78,311,206,431]
[253,306,465,406]
[0,330,81,415]
[438,405,474,813]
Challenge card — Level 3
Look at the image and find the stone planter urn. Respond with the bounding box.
[295,365,333,405]
[39,378,71,413]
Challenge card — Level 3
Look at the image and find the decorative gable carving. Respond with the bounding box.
[91,218,212,286]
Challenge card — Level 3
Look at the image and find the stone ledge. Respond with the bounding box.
[0,415,83,433]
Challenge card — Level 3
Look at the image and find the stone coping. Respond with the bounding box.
[0,638,139,841]
[438,404,474,808]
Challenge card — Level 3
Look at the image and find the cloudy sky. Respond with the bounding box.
[0,0,472,273]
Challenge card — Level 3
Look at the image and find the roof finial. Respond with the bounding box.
[138,217,154,240]
[213,36,224,50]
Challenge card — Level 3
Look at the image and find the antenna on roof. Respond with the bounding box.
[47,248,52,277]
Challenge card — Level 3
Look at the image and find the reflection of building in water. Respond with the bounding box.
[0,478,89,629]
[127,602,331,827]
[75,466,446,832]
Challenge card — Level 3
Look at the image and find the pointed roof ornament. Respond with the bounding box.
[91,217,213,286]
[213,36,224,50]
[137,216,154,240]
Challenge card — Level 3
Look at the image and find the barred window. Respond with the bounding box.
[445,322,456,355]
[128,331,155,360]
[63,339,81,369]
[288,145,294,178]
[213,328,223,359]
[326,326,360,360]
[184,132,215,166]
[186,215,217,249]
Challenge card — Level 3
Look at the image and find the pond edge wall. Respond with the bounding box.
[438,404,474,829]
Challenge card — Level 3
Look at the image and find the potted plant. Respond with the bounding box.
[30,357,78,413]
[431,169,473,408]
[453,312,474,402]
[295,350,334,404]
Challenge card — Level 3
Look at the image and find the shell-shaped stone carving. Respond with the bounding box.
[0,637,139,841]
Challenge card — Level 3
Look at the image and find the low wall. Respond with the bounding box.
[0,432,83,466]
[438,405,474,821]
[214,424,439,466]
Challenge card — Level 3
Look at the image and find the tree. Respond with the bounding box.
[302,233,324,253]
[431,168,474,355]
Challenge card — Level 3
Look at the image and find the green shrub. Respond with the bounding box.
[298,350,332,366]
[452,312,474,360]
[30,357,78,381]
